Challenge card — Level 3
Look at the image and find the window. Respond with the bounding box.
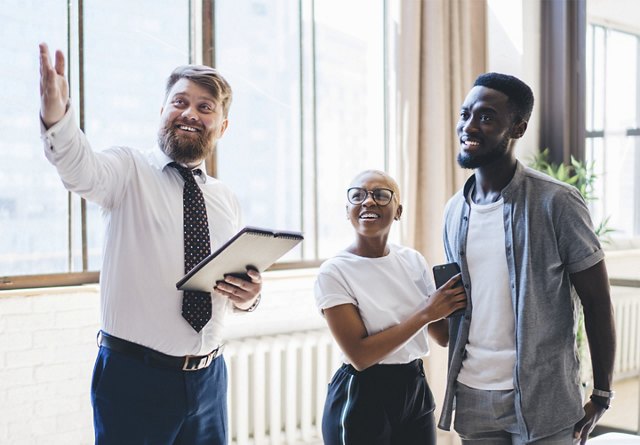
[215,0,386,261]
[586,23,640,240]
[0,0,387,289]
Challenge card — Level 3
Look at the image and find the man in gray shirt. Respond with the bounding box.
[438,73,615,444]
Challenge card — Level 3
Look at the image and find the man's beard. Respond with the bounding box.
[457,137,510,169]
[158,121,215,165]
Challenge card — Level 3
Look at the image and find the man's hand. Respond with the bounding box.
[39,42,69,128]
[215,268,262,310]
[573,400,608,444]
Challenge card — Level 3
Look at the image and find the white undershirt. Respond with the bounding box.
[457,197,516,390]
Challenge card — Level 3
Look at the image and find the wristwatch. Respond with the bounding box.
[590,388,615,409]
[592,388,615,399]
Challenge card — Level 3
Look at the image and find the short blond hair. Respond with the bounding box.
[165,65,233,118]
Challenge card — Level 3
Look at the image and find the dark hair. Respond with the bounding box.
[473,72,534,123]
[165,65,233,118]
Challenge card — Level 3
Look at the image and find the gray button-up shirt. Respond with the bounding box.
[437,161,605,441]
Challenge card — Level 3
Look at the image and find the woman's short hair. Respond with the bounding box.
[350,169,401,204]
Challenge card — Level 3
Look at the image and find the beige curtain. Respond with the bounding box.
[387,3,486,442]
[390,0,487,265]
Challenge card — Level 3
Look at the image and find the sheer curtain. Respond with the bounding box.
[388,0,486,265]
[387,2,486,441]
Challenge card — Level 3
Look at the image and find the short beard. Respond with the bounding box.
[158,122,215,165]
[457,137,510,169]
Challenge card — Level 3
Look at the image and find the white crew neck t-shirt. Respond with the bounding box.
[457,197,516,390]
[314,244,436,365]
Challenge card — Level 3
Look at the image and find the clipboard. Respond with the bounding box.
[176,226,304,292]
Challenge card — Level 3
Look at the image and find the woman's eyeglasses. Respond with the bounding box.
[347,187,395,206]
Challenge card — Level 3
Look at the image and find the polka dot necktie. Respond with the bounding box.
[170,162,212,332]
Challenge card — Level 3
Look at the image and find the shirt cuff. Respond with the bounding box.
[40,104,77,154]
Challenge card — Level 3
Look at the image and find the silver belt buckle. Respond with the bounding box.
[181,345,223,371]
[182,354,211,371]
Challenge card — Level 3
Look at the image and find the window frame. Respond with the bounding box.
[585,22,640,239]
[1,0,389,290]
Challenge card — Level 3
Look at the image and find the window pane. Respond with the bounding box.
[314,0,385,258]
[0,2,69,275]
[83,0,190,269]
[600,135,637,236]
[605,30,637,132]
[590,26,606,131]
[587,25,640,239]
[215,0,303,260]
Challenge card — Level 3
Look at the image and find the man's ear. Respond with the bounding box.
[219,119,229,137]
[512,120,528,139]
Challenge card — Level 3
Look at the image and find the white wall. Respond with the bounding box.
[486,0,541,163]
[0,287,98,444]
[588,0,640,32]
[0,270,324,445]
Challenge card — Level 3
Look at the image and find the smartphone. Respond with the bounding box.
[432,262,465,318]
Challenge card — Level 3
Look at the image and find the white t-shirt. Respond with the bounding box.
[457,198,516,390]
[314,244,436,365]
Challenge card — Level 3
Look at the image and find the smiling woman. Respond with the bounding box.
[313,169,467,445]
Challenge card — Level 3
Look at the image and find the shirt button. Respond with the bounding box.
[464,283,469,289]
[459,251,465,256]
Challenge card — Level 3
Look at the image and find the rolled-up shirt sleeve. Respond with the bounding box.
[314,268,357,314]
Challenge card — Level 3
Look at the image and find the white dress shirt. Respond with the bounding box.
[41,106,241,356]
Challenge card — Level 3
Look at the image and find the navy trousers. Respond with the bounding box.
[91,345,227,445]
[322,359,436,445]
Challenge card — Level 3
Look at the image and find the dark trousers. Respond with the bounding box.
[322,359,436,445]
[91,344,227,445]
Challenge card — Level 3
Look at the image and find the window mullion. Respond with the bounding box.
[300,0,318,261]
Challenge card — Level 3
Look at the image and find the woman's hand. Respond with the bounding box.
[424,273,467,320]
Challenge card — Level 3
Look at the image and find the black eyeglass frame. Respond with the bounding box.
[346,187,395,206]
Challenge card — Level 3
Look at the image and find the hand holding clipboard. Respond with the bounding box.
[176,226,304,292]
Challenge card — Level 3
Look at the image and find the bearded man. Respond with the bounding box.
[438,73,615,445]
[39,43,262,445]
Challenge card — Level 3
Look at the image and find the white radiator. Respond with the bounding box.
[613,290,640,380]
[225,329,341,445]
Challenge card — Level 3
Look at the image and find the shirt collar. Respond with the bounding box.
[151,146,208,183]
[462,159,525,203]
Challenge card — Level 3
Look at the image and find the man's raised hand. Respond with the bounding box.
[39,43,69,128]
